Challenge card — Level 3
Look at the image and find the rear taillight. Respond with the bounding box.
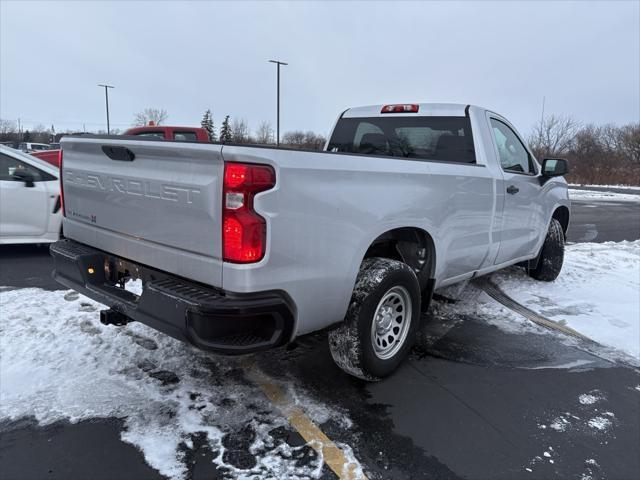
[222,162,275,263]
[59,150,65,217]
[381,104,419,113]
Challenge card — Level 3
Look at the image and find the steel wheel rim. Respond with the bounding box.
[371,285,412,360]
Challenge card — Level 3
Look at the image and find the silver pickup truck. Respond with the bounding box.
[51,103,570,380]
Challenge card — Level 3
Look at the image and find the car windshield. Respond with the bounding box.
[327,116,476,163]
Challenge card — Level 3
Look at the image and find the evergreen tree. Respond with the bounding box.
[200,109,216,141]
[219,115,232,143]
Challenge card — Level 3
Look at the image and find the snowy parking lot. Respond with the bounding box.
[493,240,640,361]
[1,196,639,480]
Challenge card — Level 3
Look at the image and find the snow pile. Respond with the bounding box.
[569,184,640,190]
[569,189,640,203]
[0,288,353,480]
[492,241,640,360]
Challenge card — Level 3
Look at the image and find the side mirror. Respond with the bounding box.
[541,158,568,177]
[12,170,35,187]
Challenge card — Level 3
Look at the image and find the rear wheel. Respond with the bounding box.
[328,257,421,381]
[528,218,564,282]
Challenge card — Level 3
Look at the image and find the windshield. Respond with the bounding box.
[327,116,476,163]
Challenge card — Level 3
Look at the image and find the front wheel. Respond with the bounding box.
[328,257,421,381]
[528,218,565,282]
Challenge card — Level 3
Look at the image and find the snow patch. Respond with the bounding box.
[492,241,640,361]
[529,359,594,370]
[587,416,612,431]
[124,278,144,296]
[569,189,640,203]
[569,183,640,190]
[0,287,355,479]
[549,416,571,432]
[579,393,603,405]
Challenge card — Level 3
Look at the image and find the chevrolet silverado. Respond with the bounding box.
[50,103,570,380]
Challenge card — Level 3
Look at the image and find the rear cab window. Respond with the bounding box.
[133,131,166,139]
[327,116,476,164]
[174,131,198,142]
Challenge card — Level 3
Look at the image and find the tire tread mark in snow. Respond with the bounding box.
[481,280,593,342]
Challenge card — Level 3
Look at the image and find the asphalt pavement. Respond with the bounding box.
[568,187,640,243]
[1,198,638,480]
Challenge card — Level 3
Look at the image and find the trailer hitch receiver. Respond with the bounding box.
[100,308,130,326]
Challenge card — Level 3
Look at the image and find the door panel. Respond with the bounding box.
[496,173,544,263]
[0,180,48,237]
[0,153,51,238]
[488,117,544,264]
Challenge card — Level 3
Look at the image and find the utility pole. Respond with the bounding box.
[98,84,114,134]
[268,60,287,145]
[540,96,546,127]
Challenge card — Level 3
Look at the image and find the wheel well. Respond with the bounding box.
[363,227,435,289]
[552,206,570,235]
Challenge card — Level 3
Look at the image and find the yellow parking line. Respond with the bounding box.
[243,361,367,480]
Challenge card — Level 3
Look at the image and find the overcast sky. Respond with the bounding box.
[1,0,638,137]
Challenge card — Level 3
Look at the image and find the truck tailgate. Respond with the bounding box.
[61,137,224,288]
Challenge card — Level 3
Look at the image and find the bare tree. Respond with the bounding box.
[303,131,326,150]
[528,114,581,158]
[231,118,250,143]
[617,123,640,165]
[282,130,326,150]
[26,124,50,143]
[255,121,274,145]
[133,108,168,126]
[282,130,305,147]
[0,119,17,135]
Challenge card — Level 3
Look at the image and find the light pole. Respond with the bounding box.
[98,84,114,134]
[268,60,287,145]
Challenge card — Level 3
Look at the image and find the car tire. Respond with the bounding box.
[528,218,564,282]
[328,257,421,381]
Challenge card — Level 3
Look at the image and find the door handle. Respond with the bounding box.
[102,145,135,162]
[506,185,519,195]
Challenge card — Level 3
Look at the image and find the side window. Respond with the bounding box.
[174,131,198,142]
[0,153,43,182]
[490,118,533,174]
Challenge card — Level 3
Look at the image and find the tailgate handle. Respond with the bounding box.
[102,146,135,162]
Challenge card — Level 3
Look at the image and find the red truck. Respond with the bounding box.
[123,124,210,142]
[30,149,62,167]
[30,124,210,167]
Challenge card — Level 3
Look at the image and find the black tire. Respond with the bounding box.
[328,257,421,381]
[528,218,564,282]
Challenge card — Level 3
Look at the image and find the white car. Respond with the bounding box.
[0,145,62,244]
[19,142,51,152]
